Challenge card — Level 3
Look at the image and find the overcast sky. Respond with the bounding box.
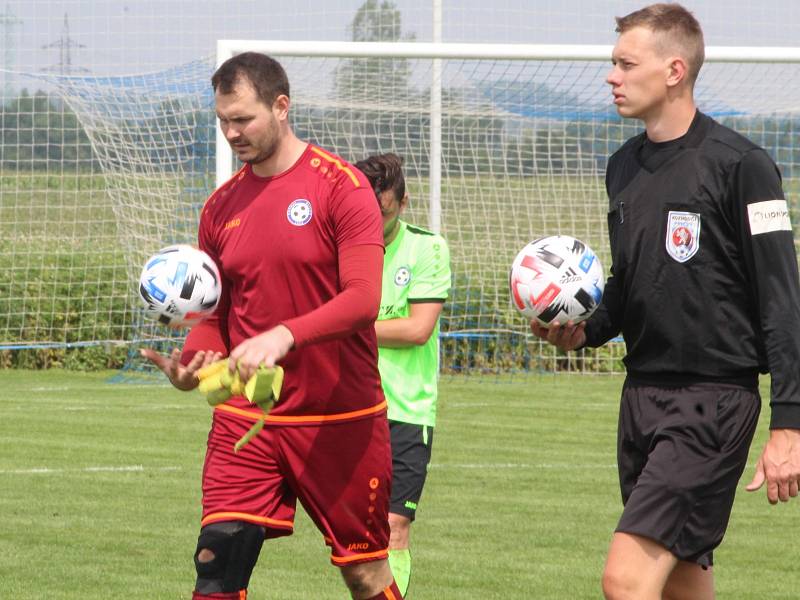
[4,1,800,76]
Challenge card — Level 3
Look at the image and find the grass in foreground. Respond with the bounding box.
[0,370,797,599]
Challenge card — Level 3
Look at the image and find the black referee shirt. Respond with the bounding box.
[585,111,800,428]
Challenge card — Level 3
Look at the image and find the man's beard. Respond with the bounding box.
[244,137,279,166]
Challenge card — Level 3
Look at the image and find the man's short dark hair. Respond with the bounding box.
[355,153,406,203]
[211,52,290,107]
[616,3,705,86]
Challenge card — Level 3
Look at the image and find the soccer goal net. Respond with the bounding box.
[5,42,800,376]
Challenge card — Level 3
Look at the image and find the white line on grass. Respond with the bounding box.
[0,465,183,475]
[26,385,163,392]
[447,402,616,408]
[131,405,195,410]
[430,463,616,469]
[5,404,194,411]
[431,461,766,471]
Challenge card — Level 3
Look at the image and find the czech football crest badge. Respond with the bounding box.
[666,211,701,263]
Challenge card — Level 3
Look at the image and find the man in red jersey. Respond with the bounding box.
[142,52,402,600]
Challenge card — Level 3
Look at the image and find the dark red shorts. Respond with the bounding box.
[200,408,392,566]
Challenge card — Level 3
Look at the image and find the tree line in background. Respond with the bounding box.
[0,89,98,169]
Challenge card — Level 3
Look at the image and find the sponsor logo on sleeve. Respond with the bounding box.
[747,200,792,235]
[666,211,701,263]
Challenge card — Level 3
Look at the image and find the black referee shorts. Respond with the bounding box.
[616,380,761,566]
[389,420,434,521]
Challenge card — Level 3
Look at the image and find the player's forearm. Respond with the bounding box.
[282,284,379,348]
[736,150,800,427]
[752,241,800,428]
[183,235,229,365]
[281,243,382,348]
[375,317,433,347]
[583,275,623,348]
[182,316,230,365]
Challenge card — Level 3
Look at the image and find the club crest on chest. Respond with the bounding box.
[394,267,411,286]
[287,199,313,226]
[666,210,701,263]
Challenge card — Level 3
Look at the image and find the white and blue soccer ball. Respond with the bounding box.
[510,235,604,326]
[138,244,221,328]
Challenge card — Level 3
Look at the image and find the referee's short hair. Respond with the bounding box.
[212,52,290,108]
[615,3,705,86]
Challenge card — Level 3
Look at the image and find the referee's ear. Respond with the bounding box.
[665,56,689,89]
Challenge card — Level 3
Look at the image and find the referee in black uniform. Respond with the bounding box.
[531,4,800,600]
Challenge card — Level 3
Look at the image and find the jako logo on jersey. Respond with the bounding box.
[287,199,313,226]
[747,199,792,235]
[394,266,411,286]
[666,211,700,263]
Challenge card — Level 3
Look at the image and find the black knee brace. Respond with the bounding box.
[193,521,265,594]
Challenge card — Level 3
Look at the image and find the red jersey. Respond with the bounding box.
[195,144,385,424]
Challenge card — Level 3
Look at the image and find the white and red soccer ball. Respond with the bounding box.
[138,244,221,328]
[510,235,604,326]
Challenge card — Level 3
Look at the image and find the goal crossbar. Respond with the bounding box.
[217,40,800,63]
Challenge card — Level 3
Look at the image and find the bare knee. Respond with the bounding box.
[341,566,371,596]
[196,548,215,563]
[602,533,675,600]
[602,566,656,600]
[388,513,411,550]
[663,562,715,600]
[602,566,636,600]
[340,559,392,598]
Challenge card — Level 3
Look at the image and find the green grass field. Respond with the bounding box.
[1,370,798,599]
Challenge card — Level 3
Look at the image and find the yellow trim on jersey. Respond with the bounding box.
[330,547,389,565]
[201,511,294,530]
[201,164,248,214]
[309,146,360,187]
[214,400,387,424]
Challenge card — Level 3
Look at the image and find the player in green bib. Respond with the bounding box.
[355,154,451,598]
